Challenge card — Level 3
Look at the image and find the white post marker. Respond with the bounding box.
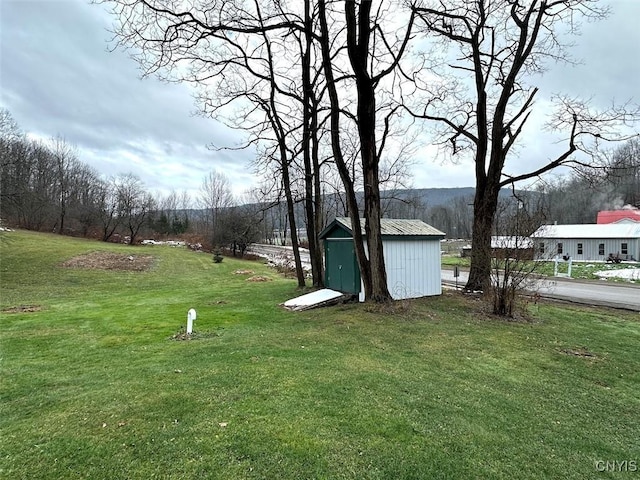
[187,308,197,334]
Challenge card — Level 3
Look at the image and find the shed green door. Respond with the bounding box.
[325,240,360,294]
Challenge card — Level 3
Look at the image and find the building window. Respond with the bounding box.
[599,243,605,256]
[539,242,545,254]
[557,242,563,254]
[622,243,628,255]
[577,243,583,255]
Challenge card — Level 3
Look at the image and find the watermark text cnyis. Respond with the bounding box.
[595,460,637,473]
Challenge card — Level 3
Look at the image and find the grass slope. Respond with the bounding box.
[1,230,639,479]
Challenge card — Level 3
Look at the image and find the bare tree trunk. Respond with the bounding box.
[318,0,372,298]
[258,18,306,288]
[312,104,325,285]
[301,0,323,288]
[466,173,501,292]
[281,162,306,287]
[412,1,635,297]
[345,0,391,302]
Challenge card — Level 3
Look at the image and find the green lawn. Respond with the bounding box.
[441,255,471,268]
[1,230,639,479]
[442,254,639,284]
[534,260,640,283]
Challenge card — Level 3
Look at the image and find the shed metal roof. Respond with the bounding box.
[327,217,445,237]
[531,223,640,239]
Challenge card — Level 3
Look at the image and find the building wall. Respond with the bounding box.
[535,238,640,261]
[382,239,442,299]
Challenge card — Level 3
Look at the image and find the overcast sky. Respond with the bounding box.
[1,0,639,199]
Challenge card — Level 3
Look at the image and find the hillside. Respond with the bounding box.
[380,187,477,206]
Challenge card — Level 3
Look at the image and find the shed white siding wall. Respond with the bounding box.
[384,239,442,299]
[358,239,442,302]
[357,238,443,302]
[536,238,640,261]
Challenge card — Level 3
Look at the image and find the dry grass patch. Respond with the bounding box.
[247,275,272,282]
[61,251,155,271]
[560,346,599,359]
[1,305,42,313]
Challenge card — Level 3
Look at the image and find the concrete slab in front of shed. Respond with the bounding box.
[283,289,351,311]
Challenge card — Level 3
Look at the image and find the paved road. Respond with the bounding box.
[442,268,640,312]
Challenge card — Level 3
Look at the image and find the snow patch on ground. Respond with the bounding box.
[594,268,640,281]
[141,239,203,250]
[141,239,185,246]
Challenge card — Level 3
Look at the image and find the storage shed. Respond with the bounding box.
[319,217,445,301]
[531,223,640,262]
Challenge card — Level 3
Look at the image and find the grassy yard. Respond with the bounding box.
[1,230,639,479]
[442,254,639,284]
[441,255,471,268]
[533,260,640,283]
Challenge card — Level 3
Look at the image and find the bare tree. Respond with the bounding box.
[66,162,102,236]
[96,177,122,241]
[604,138,640,208]
[116,173,154,244]
[49,136,80,235]
[218,201,262,257]
[0,110,26,217]
[152,190,190,235]
[104,0,424,301]
[198,170,234,247]
[105,0,314,287]
[297,0,325,287]
[318,0,418,302]
[1,138,57,230]
[0,109,22,147]
[410,0,639,293]
[488,196,544,317]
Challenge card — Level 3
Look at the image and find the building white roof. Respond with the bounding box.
[532,223,640,239]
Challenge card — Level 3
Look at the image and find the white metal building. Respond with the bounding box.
[531,224,640,262]
[320,217,445,301]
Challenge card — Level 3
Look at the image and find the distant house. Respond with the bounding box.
[491,236,534,259]
[320,217,445,301]
[596,209,640,224]
[531,224,640,262]
[460,236,534,259]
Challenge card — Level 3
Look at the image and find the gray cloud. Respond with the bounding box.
[1,0,638,198]
[1,0,254,197]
